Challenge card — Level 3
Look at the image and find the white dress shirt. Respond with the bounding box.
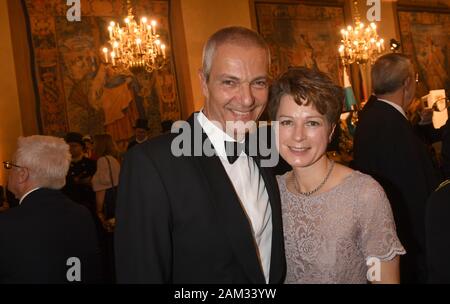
[378,98,407,119]
[197,111,272,283]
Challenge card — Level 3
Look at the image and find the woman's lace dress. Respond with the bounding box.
[277,170,406,284]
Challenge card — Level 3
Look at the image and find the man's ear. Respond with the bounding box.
[17,167,30,184]
[403,74,413,88]
[198,69,209,99]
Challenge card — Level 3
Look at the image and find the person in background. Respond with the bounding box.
[62,132,97,214]
[0,135,100,283]
[425,177,450,283]
[269,67,404,284]
[127,119,149,151]
[353,53,439,283]
[0,186,7,212]
[92,133,120,283]
[83,135,97,160]
[161,120,174,134]
[440,118,450,179]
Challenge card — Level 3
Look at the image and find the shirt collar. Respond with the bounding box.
[136,137,148,144]
[197,110,241,159]
[377,98,407,118]
[19,187,41,205]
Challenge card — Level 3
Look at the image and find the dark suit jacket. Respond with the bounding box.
[441,119,450,179]
[426,180,450,283]
[353,98,439,283]
[0,188,101,283]
[115,113,286,283]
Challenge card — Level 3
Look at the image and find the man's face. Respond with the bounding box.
[200,43,269,138]
[135,128,148,141]
[7,157,26,199]
[68,142,84,159]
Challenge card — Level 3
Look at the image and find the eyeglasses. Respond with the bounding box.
[2,161,25,170]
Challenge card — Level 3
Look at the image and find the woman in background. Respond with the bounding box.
[92,133,120,283]
[269,67,405,283]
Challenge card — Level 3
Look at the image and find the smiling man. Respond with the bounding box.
[115,26,286,283]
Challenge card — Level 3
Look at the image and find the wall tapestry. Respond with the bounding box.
[254,1,346,84]
[23,0,180,151]
[397,5,450,97]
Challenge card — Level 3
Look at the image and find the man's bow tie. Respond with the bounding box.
[224,140,247,164]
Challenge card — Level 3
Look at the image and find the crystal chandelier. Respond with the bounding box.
[338,0,385,65]
[102,0,167,74]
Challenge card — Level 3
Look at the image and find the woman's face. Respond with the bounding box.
[276,94,334,168]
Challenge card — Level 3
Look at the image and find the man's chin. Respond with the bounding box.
[224,119,258,136]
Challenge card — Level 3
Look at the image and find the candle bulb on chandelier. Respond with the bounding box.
[113,41,120,57]
[136,38,142,54]
[151,20,157,35]
[108,26,113,39]
[141,17,147,28]
[102,47,108,63]
[161,44,166,58]
[111,51,116,66]
[339,45,344,57]
[155,39,161,55]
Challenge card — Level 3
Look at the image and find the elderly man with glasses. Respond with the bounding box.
[0,135,101,283]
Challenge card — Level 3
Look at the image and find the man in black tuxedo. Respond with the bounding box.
[127,119,150,151]
[115,26,286,283]
[0,136,101,283]
[353,53,439,283]
[441,118,450,179]
[426,179,450,283]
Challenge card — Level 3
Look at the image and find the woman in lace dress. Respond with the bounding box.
[268,67,405,283]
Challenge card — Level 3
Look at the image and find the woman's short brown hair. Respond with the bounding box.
[268,67,344,125]
[93,133,119,159]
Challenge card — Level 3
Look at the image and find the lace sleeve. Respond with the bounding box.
[356,175,406,262]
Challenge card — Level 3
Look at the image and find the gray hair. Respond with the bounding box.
[372,53,414,95]
[201,26,270,81]
[15,135,71,189]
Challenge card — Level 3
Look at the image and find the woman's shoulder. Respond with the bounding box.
[97,155,120,165]
[333,164,377,185]
[330,165,384,196]
[346,170,389,208]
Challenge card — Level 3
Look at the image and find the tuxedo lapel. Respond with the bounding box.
[187,114,266,283]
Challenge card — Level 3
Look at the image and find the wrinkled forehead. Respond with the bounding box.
[210,44,269,77]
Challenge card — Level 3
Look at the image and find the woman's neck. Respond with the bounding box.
[291,155,331,194]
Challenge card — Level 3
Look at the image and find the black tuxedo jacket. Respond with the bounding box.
[441,119,450,179]
[426,180,450,283]
[353,98,439,283]
[0,188,101,283]
[115,113,286,283]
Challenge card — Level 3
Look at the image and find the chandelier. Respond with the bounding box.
[102,0,167,74]
[338,0,385,65]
